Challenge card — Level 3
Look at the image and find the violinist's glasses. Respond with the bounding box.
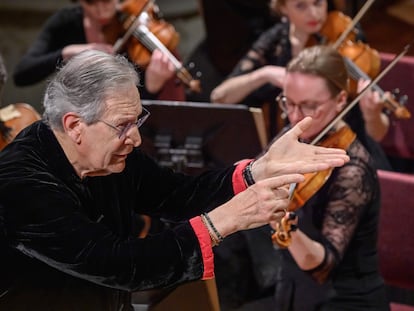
[98,107,150,140]
[276,93,334,117]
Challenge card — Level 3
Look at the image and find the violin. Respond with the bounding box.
[272,46,412,248]
[318,11,381,83]
[272,212,298,248]
[0,103,41,151]
[103,0,201,93]
[307,0,411,119]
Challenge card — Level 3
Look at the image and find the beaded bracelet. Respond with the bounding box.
[243,160,256,186]
[201,213,224,246]
[200,215,220,246]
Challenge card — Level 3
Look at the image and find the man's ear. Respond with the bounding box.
[62,113,83,144]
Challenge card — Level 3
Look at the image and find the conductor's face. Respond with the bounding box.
[80,83,146,177]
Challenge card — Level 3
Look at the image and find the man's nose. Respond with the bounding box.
[125,126,142,147]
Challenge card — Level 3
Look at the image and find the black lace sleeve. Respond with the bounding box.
[307,140,377,283]
[228,22,291,78]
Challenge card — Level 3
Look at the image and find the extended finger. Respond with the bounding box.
[269,158,348,175]
[310,144,348,155]
[288,116,313,138]
[265,174,304,189]
[272,186,290,199]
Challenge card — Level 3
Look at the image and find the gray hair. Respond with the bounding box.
[43,50,139,131]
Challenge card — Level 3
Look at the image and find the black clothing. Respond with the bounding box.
[185,0,278,103]
[271,132,389,310]
[227,19,390,170]
[0,121,235,310]
[215,128,390,311]
[344,104,392,170]
[228,20,291,108]
[12,6,156,99]
[226,16,365,108]
[201,0,278,76]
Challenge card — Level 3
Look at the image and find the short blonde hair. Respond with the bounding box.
[286,45,349,95]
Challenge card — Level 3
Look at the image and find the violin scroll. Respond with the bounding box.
[382,89,411,119]
[272,212,298,248]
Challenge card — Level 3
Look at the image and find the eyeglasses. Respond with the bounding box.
[98,107,150,139]
[276,93,333,117]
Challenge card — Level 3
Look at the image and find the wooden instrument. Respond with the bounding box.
[104,0,201,93]
[0,103,41,151]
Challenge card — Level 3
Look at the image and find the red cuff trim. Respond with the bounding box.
[233,159,252,194]
[190,216,214,279]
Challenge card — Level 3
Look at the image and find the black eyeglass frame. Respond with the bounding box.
[98,107,151,139]
[276,93,335,117]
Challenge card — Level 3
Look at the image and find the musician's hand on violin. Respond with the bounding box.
[145,49,176,94]
[251,117,350,181]
[358,79,384,117]
[357,79,390,142]
[207,174,304,238]
[62,43,114,61]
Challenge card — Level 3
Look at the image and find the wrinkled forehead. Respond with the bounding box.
[102,84,141,116]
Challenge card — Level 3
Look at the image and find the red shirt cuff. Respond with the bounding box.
[190,216,214,279]
[232,159,252,194]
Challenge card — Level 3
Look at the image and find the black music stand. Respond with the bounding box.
[132,100,266,310]
[139,100,267,175]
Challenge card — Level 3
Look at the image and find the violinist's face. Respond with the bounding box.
[280,0,328,34]
[80,0,118,26]
[283,72,347,141]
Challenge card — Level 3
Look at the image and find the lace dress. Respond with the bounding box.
[272,136,390,311]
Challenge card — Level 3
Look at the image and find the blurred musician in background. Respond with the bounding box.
[12,0,184,101]
[209,0,389,146]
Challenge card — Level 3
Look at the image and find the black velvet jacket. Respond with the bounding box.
[0,121,235,310]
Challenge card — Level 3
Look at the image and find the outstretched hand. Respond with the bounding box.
[252,117,350,181]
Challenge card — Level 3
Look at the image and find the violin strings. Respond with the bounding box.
[343,57,383,95]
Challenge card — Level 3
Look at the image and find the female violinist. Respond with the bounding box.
[12,0,183,101]
[210,0,390,148]
[268,45,390,311]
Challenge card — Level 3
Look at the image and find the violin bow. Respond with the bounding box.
[286,43,412,202]
[332,0,375,50]
[311,43,412,145]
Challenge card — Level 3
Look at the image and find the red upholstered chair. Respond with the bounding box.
[378,52,414,161]
[377,170,414,310]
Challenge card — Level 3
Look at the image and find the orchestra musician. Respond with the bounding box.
[268,44,390,311]
[12,0,184,101]
[0,49,350,311]
[217,45,390,311]
[209,0,390,150]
